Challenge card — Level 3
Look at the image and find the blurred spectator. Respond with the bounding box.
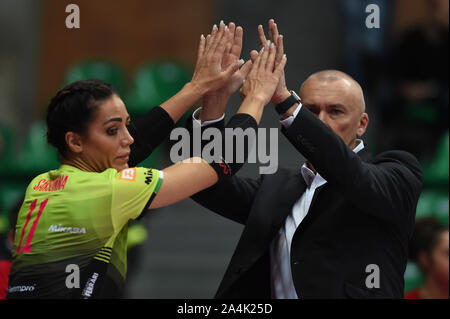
[0,198,21,299]
[0,234,11,299]
[406,217,449,299]
[380,0,449,161]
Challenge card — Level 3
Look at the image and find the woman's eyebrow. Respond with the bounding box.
[103,118,122,125]
[103,116,130,125]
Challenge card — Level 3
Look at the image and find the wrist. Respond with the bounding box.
[281,103,300,120]
[199,109,225,122]
[185,81,209,98]
[244,94,268,107]
[201,93,228,122]
[272,89,291,105]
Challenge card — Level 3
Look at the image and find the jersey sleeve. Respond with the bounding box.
[111,167,163,227]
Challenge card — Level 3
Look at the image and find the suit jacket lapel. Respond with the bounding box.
[216,169,305,296]
[252,169,306,252]
[293,146,373,239]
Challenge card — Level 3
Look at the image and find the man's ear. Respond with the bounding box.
[357,113,369,138]
[65,131,83,154]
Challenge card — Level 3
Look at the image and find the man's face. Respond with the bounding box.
[299,77,368,149]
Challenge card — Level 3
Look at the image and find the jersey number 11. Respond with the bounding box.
[16,198,49,254]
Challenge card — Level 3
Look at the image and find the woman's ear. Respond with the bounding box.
[65,131,83,154]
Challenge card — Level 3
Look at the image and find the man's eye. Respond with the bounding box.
[331,109,342,115]
[306,106,319,114]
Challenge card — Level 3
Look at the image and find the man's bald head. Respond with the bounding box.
[298,69,369,150]
[301,70,366,113]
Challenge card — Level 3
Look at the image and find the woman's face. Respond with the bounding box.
[429,230,449,287]
[79,94,134,172]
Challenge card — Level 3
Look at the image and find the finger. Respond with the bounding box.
[224,43,232,58]
[239,87,246,100]
[210,20,227,57]
[205,34,212,48]
[230,26,243,58]
[204,24,218,54]
[265,42,277,72]
[250,48,263,77]
[195,34,206,69]
[257,24,267,49]
[224,23,235,53]
[228,22,236,46]
[273,54,287,80]
[213,25,231,64]
[269,19,279,43]
[274,34,284,64]
[250,50,259,63]
[238,59,253,79]
[258,43,270,73]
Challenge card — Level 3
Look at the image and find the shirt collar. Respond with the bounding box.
[300,139,364,187]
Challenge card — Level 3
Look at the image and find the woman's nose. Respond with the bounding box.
[122,128,134,146]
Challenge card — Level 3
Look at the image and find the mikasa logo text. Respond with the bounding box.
[48,224,86,234]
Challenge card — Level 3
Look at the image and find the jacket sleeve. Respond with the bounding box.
[128,106,175,167]
[282,106,423,227]
[185,115,260,224]
[191,175,261,225]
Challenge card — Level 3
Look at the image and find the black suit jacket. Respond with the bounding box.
[189,106,422,299]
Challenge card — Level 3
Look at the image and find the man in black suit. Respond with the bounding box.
[129,20,422,298]
[186,21,422,298]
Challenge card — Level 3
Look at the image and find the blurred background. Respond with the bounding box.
[0,0,448,298]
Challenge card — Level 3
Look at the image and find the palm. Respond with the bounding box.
[271,70,287,103]
[219,52,244,96]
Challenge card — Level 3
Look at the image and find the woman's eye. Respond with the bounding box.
[107,128,118,135]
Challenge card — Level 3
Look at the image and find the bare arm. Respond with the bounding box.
[149,158,217,209]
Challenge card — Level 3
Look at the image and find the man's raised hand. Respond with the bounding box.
[256,19,290,105]
[241,42,287,107]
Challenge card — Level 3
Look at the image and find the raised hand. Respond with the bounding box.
[201,22,252,122]
[241,42,287,107]
[191,22,240,94]
[218,23,253,97]
[256,19,290,105]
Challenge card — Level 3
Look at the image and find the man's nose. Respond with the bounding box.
[318,111,327,123]
[317,111,331,129]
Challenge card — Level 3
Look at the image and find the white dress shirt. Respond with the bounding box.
[192,107,225,127]
[270,103,365,299]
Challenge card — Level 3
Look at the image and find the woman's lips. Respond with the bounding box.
[117,154,130,162]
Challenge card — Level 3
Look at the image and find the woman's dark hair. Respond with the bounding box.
[46,79,117,159]
[408,217,448,267]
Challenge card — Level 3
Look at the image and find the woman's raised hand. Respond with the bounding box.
[191,21,241,94]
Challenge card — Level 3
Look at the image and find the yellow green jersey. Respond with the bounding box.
[7,164,162,298]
